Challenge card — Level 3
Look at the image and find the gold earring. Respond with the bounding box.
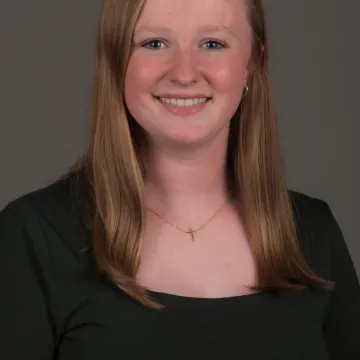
[242,84,249,98]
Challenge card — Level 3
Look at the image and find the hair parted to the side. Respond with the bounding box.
[64,0,333,309]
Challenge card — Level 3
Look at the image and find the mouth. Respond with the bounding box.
[152,95,212,116]
[153,96,212,107]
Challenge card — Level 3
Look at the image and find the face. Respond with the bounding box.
[124,0,252,149]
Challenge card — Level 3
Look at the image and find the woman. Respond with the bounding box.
[1,0,359,358]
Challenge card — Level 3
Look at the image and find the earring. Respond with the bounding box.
[242,70,248,98]
[242,84,249,98]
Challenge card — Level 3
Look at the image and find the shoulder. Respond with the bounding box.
[1,178,72,227]
[288,188,330,219]
[0,177,88,252]
[2,177,72,217]
[288,189,340,242]
[288,189,346,279]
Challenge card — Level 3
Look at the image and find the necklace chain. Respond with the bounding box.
[147,194,231,241]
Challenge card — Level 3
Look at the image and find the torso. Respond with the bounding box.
[4,180,336,359]
[136,202,259,298]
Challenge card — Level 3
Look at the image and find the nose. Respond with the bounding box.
[168,49,201,86]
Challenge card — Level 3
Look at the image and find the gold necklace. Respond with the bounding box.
[147,195,231,241]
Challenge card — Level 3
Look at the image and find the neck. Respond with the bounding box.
[142,132,230,211]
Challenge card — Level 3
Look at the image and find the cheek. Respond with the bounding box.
[125,55,164,95]
[124,55,166,123]
[204,55,247,96]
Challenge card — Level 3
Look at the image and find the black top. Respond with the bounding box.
[0,179,359,360]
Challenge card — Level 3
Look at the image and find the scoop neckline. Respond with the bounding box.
[147,289,267,303]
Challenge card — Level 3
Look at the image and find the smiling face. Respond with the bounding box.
[124,0,252,149]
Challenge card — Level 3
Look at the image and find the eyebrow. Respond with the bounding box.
[134,25,237,38]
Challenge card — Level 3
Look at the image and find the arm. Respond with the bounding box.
[0,201,55,359]
[321,203,360,359]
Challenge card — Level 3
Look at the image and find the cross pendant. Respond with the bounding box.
[186,228,195,241]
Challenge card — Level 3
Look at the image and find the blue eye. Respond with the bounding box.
[139,39,227,50]
[202,40,227,50]
[142,39,165,50]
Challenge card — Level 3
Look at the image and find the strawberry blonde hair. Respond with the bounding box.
[65,0,332,309]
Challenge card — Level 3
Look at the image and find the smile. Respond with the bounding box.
[154,96,212,117]
[156,97,210,107]
[153,96,212,116]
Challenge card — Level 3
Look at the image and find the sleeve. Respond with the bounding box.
[321,202,360,359]
[0,201,55,359]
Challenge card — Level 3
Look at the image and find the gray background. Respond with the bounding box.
[0,1,358,275]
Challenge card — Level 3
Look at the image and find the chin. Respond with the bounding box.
[158,127,223,150]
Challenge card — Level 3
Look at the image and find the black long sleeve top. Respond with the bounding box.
[0,178,359,359]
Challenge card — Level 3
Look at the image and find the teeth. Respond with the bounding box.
[159,97,208,107]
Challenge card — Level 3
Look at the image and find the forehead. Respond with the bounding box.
[135,0,249,34]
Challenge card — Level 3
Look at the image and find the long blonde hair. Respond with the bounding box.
[66,0,332,309]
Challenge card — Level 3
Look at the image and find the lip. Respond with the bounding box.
[153,95,212,116]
